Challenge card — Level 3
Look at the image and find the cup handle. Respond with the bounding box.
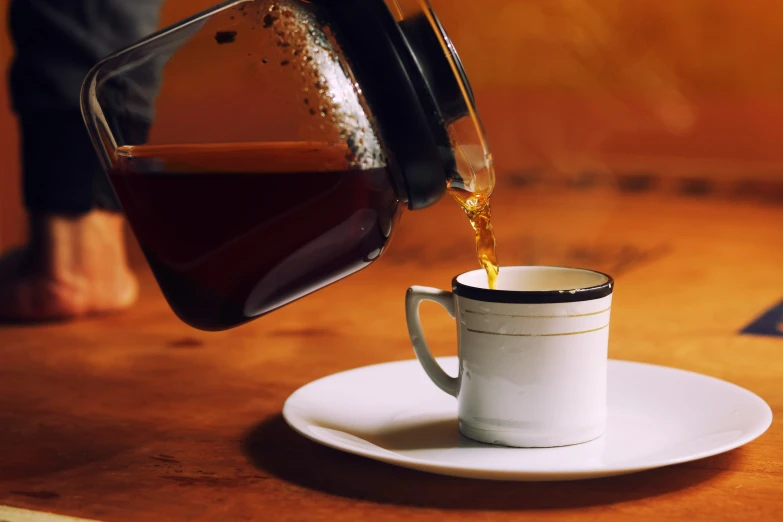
[406,286,459,397]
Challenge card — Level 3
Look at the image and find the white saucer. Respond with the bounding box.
[283,357,772,481]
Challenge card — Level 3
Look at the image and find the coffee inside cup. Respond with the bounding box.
[456,266,610,292]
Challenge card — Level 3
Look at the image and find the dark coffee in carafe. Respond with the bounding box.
[109,142,400,331]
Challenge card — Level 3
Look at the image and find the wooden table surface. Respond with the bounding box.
[0,178,781,521]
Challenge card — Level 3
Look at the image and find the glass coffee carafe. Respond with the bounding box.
[81,0,494,331]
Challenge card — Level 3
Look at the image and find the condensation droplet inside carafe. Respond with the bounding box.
[260,0,386,171]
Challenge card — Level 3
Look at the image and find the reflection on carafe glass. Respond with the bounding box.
[449,186,499,290]
[109,142,399,331]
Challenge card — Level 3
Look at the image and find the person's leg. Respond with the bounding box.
[1,0,163,320]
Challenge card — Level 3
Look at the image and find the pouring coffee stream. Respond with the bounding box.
[82,0,497,329]
[450,187,499,290]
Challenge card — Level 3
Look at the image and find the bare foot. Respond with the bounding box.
[0,211,138,321]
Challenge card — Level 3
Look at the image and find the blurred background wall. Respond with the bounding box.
[2,0,783,251]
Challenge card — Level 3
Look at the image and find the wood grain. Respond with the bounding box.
[0,181,781,521]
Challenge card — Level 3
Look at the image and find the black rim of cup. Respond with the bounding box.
[452,266,614,304]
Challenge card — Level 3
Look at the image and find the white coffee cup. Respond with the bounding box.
[406,266,614,448]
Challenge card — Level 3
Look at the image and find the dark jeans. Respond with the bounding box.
[8,0,164,215]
